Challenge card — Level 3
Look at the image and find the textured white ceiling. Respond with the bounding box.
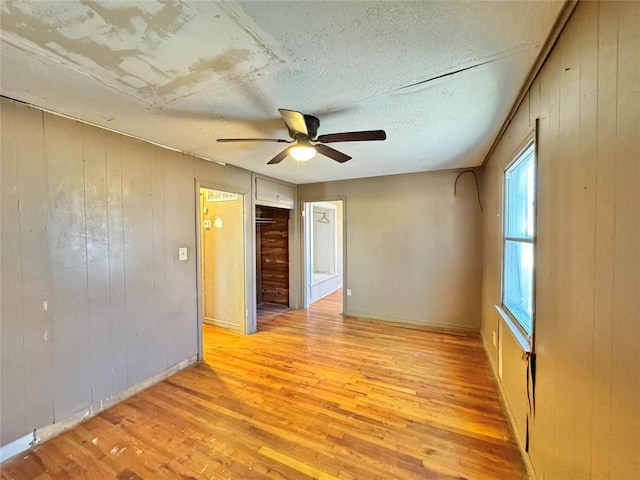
[0,1,565,184]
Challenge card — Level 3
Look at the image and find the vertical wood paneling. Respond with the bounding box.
[105,131,128,394]
[0,101,27,444]
[500,331,528,447]
[1,100,215,448]
[553,16,582,478]
[45,114,92,420]
[256,224,262,304]
[571,2,598,475]
[256,205,290,306]
[121,137,156,386]
[480,150,503,370]
[530,38,561,476]
[482,2,639,479]
[151,148,168,370]
[543,38,563,477]
[82,125,113,403]
[164,155,196,365]
[590,3,618,477]
[16,105,54,431]
[529,81,541,128]
[609,2,640,477]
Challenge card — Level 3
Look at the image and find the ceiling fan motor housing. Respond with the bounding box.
[303,115,320,139]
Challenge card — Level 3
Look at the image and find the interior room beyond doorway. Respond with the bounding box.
[306,201,344,310]
[199,187,245,333]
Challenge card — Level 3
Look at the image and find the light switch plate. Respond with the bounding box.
[178,247,188,261]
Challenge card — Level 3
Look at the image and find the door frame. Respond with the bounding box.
[195,180,254,360]
[301,196,346,311]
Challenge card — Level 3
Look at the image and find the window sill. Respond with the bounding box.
[494,305,533,353]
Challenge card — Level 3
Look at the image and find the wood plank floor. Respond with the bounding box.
[256,302,289,319]
[1,290,525,479]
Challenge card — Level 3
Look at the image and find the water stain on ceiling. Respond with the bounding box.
[1,1,281,104]
[0,1,566,184]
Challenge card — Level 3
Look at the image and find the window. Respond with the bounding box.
[502,141,536,337]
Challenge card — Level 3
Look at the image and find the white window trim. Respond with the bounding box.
[498,128,537,353]
[495,304,532,353]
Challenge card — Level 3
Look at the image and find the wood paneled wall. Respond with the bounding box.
[256,205,289,306]
[0,99,253,447]
[481,2,639,478]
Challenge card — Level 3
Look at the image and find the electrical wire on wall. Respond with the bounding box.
[454,170,484,212]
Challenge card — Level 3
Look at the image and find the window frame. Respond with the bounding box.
[499,135,537,352]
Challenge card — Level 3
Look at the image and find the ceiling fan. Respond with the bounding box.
[217,109,386,164]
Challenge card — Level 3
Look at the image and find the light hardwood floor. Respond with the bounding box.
[1,290,525,479]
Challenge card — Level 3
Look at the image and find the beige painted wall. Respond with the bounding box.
[299,169,483,329]
[201,189,245,331]
[0,99,254,447]
[481,2,639,478]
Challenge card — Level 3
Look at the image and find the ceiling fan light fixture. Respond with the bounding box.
[217,108,386,165]
[290,145,316,161]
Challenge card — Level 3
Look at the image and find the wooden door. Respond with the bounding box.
[256,205,289,306]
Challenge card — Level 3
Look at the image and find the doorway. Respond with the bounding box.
[198,187,246,334]
[304,201,344,310]
[255,205,290,321]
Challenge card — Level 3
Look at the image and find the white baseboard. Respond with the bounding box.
[0,354,198,464]
[203,317,243,332]
[0,433,34,463]
[344,310,478,334]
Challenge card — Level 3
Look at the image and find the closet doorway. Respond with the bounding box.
[198,187,246,335]
[304,201,344,310]
[255,205,290,321]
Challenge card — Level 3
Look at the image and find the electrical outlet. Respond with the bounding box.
[346,289,352,296]
[178,247,188,261]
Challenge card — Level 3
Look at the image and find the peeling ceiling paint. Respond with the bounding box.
[0,1,565,184]
[1,1,284,104]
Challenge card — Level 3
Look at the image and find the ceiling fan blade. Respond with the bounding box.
[278,109,308,136]
[315,144,352,163]
[317,130,387,143]
[217,138,291,143]
[267,147,292,165]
